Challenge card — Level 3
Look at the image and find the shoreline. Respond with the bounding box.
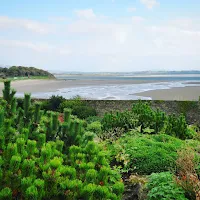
[0,79,159,93]
[0,79,199,101]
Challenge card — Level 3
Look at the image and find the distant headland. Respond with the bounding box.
[0,66,55,80]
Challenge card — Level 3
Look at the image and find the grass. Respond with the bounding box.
[0,76,54,82]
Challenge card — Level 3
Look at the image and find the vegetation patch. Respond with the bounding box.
[0,81,124,199]
[107,133,185,175]
[0,66,55,79]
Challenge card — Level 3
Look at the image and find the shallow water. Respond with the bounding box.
[15,80,200,100]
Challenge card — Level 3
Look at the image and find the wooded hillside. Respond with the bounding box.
[0,66,55,78]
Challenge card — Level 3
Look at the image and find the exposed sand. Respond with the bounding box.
[0,79,200,101]
[0,79,158,94]
[135,86,200,101]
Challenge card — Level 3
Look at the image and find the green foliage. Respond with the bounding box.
[72,105,97,119]
[59,99,97,119]
[107,133,185,174]
[102,110,138,132]
[132,101,167,134]
[0,66,55,78]
[165,114,192,140]
[0,187,12,200]
[102,100,193,140]
[0,81,124,200]
[42,95,66,111]
[86,116,102,124]
[146,172,187,200]
[178,101,197,115]
[87,121,102,135]
[59,98,85,112]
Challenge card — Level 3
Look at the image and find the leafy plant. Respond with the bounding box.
[175,148,199,200]
[102,100,193,140]
[102,110,138,132]
[107,133,185,174]
[72,105,97,119]
[59,98,85,112]
[87,121,102,135]
[146,172,187,200]
[0,81,124,199]
[42,95,65,111]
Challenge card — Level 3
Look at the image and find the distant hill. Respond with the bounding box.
[53,70,200,76]
[0,66,55,79]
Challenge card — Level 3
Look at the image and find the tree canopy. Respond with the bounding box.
[0,66,55,78]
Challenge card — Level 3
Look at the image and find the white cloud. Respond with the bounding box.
[0,14,200,71]
[0,40,72,55]
[74,9,96,20]
[0,16,51,34]
[127,7,137,12]
[140,0,159,9]
[48,17,69,22]
[132,16,145,23]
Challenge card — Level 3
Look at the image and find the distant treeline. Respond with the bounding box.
[0,66,55,78]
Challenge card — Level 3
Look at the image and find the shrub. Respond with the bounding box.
[100,127,125,141]
[0,187,12,200]
[107,133,185,174]
[59,98,85,112]
[0,81,124,199]
[72,106,97,119]
[86,116,102,124]
[42,95,65,111]
[87,121,102,135]
[102,101,193,140]
[146,172,187,200]
[175,148,199,200]
[165,114,191,140]
[132,101,167,134]
[102,110,138,132]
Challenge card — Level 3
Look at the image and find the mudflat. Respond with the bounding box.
[135,86,200,101]
[0,79,200,100]
[0,79,158,94]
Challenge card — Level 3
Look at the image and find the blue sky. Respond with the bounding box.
[0,0,200,72]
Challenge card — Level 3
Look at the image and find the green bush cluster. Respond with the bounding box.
[41,96,97,119]
[102,101,193,139]
[146,172,187,200]
[41,95,65,111]
[102,110,138,132]
[72,105,97,119]
[107,133,185,174]
[87,121,102,135]
[0,81,124,200]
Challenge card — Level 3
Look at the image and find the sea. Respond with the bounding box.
[16,73,200,100]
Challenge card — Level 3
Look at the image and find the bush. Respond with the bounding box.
[146,172,187,200]
[107,133,185,174]
[102,101,193,140]
[42,95,65,111]
[0,81,124,199]
[72,106,97,119]
[87,121,102,135]
[59,99,85,112]
[100,127,125,141]
[102,110,139,132]
[176,148,198,200]
[86,116,102,124]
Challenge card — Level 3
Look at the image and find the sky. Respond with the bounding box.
[0,0,200,72]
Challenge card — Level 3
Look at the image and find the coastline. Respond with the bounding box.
[0,79,200,100]
[0,79,159,93]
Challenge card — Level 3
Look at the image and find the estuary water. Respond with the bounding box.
[15,74,200,100]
